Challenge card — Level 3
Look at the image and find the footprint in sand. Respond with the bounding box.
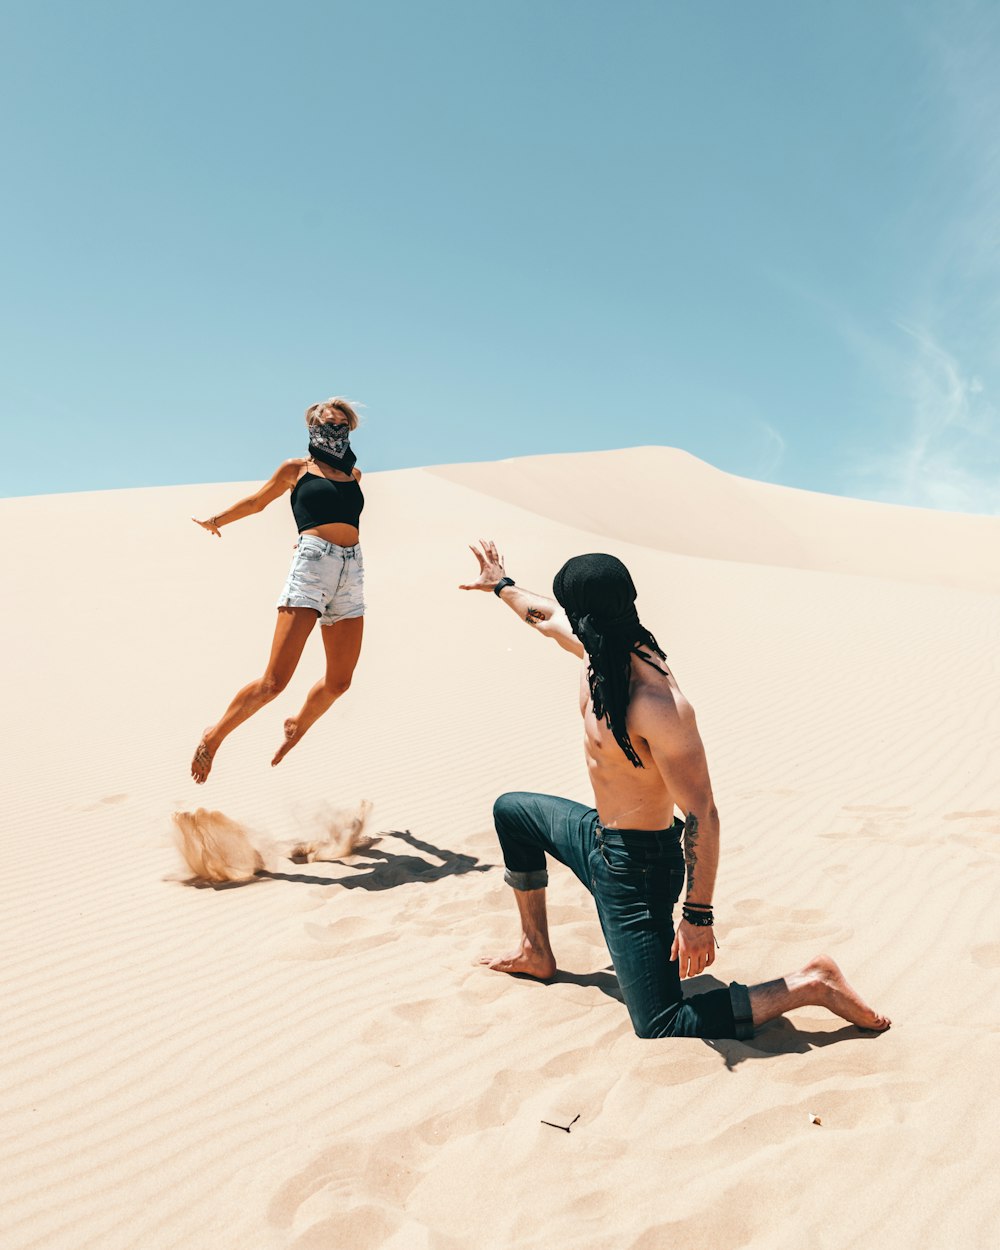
[265,1144,356,1227]
[81,793,129,811]
[540,1046,604,1079]
[951,832,1000,854]
[290,894,326,914]
[730,900,830,927]
[943,811,1000,836]
[301,1208,426,1249]
[825,809,941,848]
[733,898,768,916]
[264,916,394,962]
[842,804,912,813]
[309,914,381,941]
[390,998,439,1026]
[266,1139,425,1241]
[411,1066,533,1142]
[739,788,801,799]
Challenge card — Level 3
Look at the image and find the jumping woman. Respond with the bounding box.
[190,397,366,783]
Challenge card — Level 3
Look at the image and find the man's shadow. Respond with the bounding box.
[687,975,884,1066]
[551,968,623,998]
[258,828,492,891]
[549,969,875,1063]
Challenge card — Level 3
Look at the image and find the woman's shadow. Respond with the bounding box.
[258,828,492,891]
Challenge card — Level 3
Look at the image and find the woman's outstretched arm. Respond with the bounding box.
[192,459,305,536]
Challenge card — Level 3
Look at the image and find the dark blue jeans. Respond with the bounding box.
[493,791,754,1040]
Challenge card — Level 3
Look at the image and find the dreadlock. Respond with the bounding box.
[552,554,667,768]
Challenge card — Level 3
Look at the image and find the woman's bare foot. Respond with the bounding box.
[271,718,301,767]
[804,955,891,1031]
[191,732,216,784]
[477,937,556,981]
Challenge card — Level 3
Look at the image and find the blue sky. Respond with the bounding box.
[2,0,998,512]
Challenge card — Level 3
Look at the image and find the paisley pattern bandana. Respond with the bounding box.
[308,420,357,473]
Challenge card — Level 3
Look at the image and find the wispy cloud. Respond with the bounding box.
[761,271,1000,514]
[852,325,999,514]
[755,420,786,480]
[846,7,1000,515]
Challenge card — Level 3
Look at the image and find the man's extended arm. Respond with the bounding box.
[460,540,584,658]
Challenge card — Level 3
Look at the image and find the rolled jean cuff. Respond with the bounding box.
[503,867,549,891]
[729,981,754,1040]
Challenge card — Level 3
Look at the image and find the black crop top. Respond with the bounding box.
[290,472,365,533]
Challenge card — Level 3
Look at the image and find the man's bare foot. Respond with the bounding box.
[191,733,215,784]
[805,955,891,1031]
[477,938,556,981]
[271,718,301,767]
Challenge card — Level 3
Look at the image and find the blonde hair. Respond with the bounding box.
[304,396,362,431]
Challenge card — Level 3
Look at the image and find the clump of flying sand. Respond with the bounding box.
[172,809,265,883]
[283,799,378,863]
[172,800,375,884]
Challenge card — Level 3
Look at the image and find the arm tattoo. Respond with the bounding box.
[525,607,545,626]
[683,813,700,895]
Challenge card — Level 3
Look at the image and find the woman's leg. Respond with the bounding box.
[271,614,364,766]
[191,607,317,783]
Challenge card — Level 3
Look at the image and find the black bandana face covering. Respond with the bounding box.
[308,420,357,474]
[553,553,667,768]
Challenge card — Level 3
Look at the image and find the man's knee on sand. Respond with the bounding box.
[629,1012,724,1041]
[493,791,531,831]
[493,792,549,891]
[627,984,755,1041]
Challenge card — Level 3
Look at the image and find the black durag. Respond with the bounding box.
[552,553,667,768]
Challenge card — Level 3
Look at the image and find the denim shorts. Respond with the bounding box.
[276,535,365,626]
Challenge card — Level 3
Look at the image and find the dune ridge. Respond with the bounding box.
[429,446,1000,591]
[1,448,997,1249]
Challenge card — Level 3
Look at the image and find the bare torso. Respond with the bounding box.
[580,652,686,829]
[294,459,361,547]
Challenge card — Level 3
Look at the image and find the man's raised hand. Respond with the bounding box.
[459,539,507,592]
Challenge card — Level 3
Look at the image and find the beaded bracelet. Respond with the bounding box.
[682,906,715,927]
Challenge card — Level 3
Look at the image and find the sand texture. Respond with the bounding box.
[1,447,998,1249]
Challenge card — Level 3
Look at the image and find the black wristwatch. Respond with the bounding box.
[494,577,516,597]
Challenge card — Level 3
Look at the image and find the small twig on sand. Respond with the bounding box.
[541,1114,581,1133]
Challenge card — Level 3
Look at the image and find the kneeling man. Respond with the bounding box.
[461,542,889,1041]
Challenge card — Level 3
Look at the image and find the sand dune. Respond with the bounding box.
[1,448,997,1249]
[431,446,1000,591]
